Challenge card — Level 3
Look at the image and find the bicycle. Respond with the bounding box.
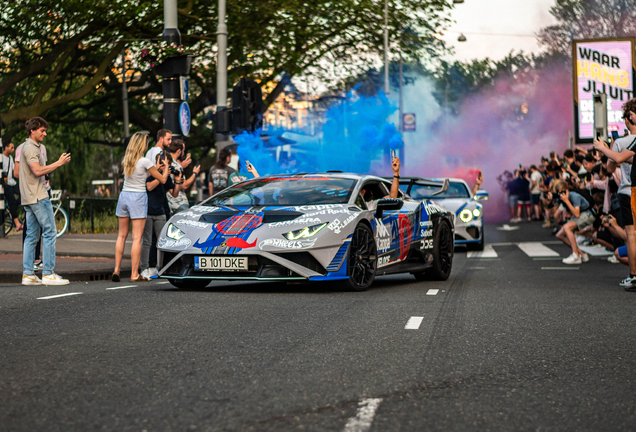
[2,189,68,238]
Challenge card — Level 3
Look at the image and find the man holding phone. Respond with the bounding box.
[19,117,71,285]
[593,98,636,289]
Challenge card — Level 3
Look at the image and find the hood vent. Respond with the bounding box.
[198,211,240,224]
[262,211,305,223]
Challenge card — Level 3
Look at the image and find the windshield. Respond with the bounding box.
[402,182,470,199]
[205,176,357,206]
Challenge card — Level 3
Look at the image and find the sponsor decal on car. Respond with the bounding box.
[258,238,317,249]
[420,221,433,227]
[421,239,434,250]
[424,202,445,215]
[158,237,192,249]
[295,204,345,212]
[375,218,391,252]
[398,214,412,260]
[190,205,216,213]
[268,217,321,228]
[420,228,433,237]
[216,214,263,234]
[378,254,392,267]
[173,211,199,218]
[175,219,209,229]
[327,213,358,234]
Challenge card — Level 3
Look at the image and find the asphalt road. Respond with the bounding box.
[2,222,636,431]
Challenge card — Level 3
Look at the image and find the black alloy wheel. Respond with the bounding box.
[168,278,210,290]
[341,223,377,291]
[414,220,453,281]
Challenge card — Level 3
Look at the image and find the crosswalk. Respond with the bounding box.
[467,241,614,259]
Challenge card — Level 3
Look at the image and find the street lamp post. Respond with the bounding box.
[215,0,231,159]
[161,0,184,140]
[384,0,389,95]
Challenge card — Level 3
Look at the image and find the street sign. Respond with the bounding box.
[403,113,416,131]
[179,102,191,136]
[180,77,189,101]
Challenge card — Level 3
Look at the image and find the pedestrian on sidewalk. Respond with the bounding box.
[140,157,180,279]
[19,117,71,285]
[2,142,23,231]
[14,138,48,269]
[112,132,170,283]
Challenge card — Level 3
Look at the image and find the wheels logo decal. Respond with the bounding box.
[398,214,412,260]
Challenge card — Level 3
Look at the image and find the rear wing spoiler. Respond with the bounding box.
[388,176,449,197]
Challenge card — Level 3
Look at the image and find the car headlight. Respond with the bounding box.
[459,209,473,223]
[167,223,186,240]
[283,223,328,240]
[472,208,481,218]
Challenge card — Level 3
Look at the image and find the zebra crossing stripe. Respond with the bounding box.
[517,242,560,257]
[467,244,498,258]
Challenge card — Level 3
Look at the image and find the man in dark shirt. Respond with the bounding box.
[140,163,180,279]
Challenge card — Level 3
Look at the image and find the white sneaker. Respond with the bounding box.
[22,274,42,285]
[562,253,582,265]
[575,235,586,244]
[608,255,620,264]
[148,267,158,277]
[42,273,70,285]
[140,268,153,279]
[580,253,589,263]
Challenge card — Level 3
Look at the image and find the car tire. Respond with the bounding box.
[340,223,377,291]
[167,278,210,290]
[413,220,453,281]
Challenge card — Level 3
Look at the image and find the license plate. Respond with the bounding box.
[195,256,248,271]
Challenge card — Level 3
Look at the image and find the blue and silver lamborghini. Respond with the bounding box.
[157,173,455,291]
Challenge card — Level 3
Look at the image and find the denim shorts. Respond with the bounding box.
[116,191,148,219]
[508,194,519,207]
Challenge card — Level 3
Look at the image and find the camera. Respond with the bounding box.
[170,166,180,176]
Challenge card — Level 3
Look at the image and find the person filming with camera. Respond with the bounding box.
[553,180,596,264]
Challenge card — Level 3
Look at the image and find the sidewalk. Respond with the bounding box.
[0,233,133,284]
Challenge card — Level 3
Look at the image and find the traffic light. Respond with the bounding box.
[231,78,263,134]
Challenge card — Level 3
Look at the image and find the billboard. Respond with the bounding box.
[573,38,636,142]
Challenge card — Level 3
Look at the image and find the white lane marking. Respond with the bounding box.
[343,398,383,432]
[156,281,169,285]
[426,289,439,296]
[518,242,560,257]
[404,316,424,330]
[37,292,83,300]
[579,244,613,256]
[533,257,563,261]
[541,267,580,270]
[469,266,486,269]
[106,285,137,290]
[489,242,513,246]
[467,244,498,258]
[65,239,131,243]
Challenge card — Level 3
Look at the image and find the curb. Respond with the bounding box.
[0,269,133,284]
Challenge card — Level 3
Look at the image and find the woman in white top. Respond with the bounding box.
[113,132,169,282]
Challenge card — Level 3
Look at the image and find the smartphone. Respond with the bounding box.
[245,160,252,169]
[186,152,191,160]
[611,130,619,140]
[66,146,71,154]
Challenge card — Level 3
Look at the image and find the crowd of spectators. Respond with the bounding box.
[495,98,636,290]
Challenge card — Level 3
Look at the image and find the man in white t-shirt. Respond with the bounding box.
[529,164,543,221]
[145,129,172,164]
[596,107,636,288]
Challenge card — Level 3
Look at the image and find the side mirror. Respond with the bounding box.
[432,179,449,196]
[474,190,489,201]
[375,198,403,219]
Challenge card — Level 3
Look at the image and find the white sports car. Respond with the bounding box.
[400,177,488,251]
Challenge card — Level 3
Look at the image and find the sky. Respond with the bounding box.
[440,0,558,62]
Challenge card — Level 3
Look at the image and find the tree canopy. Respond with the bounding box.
[0,0,453,147]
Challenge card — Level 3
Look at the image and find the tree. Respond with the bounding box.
[538,0,636,57]
[0,0,454,148]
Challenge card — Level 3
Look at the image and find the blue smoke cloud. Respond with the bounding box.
[234,87,403,177]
